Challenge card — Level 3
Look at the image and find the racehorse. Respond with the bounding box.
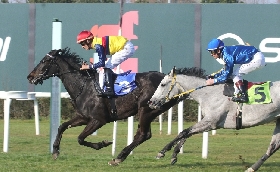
[27,47,179,165]
[148,67,280,172]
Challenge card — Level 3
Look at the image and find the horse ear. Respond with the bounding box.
[171,66,176,77]
[54,49,62,55]
[169,66,175,77]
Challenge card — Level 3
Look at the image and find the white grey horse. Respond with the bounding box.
[148,67,280,172]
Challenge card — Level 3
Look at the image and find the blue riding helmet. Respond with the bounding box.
[207,39,224,50]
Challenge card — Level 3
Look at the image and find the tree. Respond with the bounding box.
[27,0,114,3]
[201,0,241,3]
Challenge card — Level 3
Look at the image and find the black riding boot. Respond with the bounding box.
[231,80,248,103]
[101,68,115,98]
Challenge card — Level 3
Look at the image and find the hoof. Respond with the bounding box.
[245,167,255,172]
[170,158,177,165]
[108,159,122,166]
[52,153,59,160]
[155,152,165,159]
[102,140,113,147]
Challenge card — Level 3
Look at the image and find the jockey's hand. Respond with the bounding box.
[206,78,214,86]
[206,75,215,80]
[80,64,90,70]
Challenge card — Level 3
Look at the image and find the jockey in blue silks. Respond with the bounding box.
[205,38,266,103]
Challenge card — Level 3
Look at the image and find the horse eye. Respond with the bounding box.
[161,83,165,87]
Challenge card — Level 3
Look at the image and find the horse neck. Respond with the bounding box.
[176,75,206,99]
[177,75,205,90]
[177,75,225,104]
[56,58,97,99]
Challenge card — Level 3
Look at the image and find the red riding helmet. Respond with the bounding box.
[77,30,94,44]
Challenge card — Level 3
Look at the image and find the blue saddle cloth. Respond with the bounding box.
[113,70,137,96]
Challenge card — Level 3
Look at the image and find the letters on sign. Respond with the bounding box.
[217,33,280,64]
[0,37,11,62]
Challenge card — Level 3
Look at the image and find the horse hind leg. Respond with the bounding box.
[52,116,88,160]
[77,118,113,150]
[156,127,191,160]
[246,118,280,172]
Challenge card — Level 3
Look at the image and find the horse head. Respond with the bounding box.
[148,67,181,109]
[27,47,86,85]
[27,49,64,85]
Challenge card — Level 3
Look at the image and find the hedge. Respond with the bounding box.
[0,98,199,122]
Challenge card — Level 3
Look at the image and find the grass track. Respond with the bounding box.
[0,120,279,172]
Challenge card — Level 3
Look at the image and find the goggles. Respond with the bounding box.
[208,49,218,55]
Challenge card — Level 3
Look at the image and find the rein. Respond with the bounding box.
[166,72,207,101]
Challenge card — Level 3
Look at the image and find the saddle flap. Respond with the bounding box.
[223,79,235,97]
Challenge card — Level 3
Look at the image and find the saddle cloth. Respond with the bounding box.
[99,70,137,96]
[113,70,137,96]
[223,80,272,105]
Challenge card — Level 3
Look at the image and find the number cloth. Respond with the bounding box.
[247,81,271,104]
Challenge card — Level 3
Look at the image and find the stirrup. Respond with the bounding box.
[231,94,239,102]
[98,90,116,98]
[232,94,248,103]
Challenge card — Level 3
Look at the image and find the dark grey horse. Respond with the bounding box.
[27,48,179,165]
[148,67,280,172]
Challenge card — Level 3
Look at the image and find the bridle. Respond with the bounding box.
[165,71,207,102]
[38,54,76,79]
[37,53,88,101]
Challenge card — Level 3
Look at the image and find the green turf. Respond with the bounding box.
[0,120,279,172]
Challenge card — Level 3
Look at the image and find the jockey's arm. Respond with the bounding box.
[208,69,223,79]
[214,62,233,84]
[89,44,106,69]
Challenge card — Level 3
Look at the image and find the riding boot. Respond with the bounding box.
[100,68,115,98]
[231,80,249,103]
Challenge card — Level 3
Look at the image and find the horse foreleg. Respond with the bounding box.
[77,118,112,150]
[52,116,88,160]
[108,125,152,166]
[157,119,213,165]
[246,118,280,172]
[170,137,187,165]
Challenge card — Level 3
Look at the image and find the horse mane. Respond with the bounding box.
[58,47,97,75]
[59,47,83,69]
[175,67,207,79]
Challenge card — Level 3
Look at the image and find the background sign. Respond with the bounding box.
[0,4,279,92]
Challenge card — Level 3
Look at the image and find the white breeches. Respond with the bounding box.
[105,41,135,69]
[232,52,265,93]
[232,52,266,83]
